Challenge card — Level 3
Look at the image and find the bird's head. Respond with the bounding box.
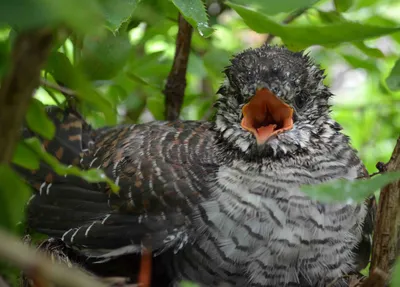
[215,45,337,158]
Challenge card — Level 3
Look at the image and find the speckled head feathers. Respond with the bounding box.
[214,45,340,159]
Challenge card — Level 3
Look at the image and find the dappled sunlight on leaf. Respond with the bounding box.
[171,0,214,37]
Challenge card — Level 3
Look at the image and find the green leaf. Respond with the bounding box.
[25,98,56,140]
[127,72,162,89]
[230,0,319,15]
[25,138,120,193]
[99,0,141,32]
[317,10,344,23]
[0,164,31,231]
[0,36,11,78]
[12,141,40,170]
[171,0,213,37]
[179,281,200,287]
[386,58,400,91]
[227,2,400,50]
[341,54,379,72]
[317,11,384,58]
[79,30,132,80]
[301,172,400,203]
[0,0,103,34]
[334,0,353,12]
[392,259,400,287]
[46,52,117,125]
[353,41,384,58]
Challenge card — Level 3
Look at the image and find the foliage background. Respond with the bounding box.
[0,0,400,285]
[2,0,399,171]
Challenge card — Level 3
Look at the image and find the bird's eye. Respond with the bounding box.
[294,94,307,110]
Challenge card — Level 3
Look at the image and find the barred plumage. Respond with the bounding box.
[18,45,375,287]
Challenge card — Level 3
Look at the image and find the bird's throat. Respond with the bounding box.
[241,88,294,145]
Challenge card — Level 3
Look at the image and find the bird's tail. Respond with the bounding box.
[18,105,93,176]
[16,106,110,238]
[17,107,170,283]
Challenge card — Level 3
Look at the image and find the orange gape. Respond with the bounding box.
[241,88,293,145]
[138,249,152,287]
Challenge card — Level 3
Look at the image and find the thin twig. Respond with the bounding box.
[40,78,77,97]
[370,138,400,274]
[42,87,62,106]
[0,28,54,164]
[163,13,193,121]
[265,7,308,45]
[0,230,106,287]
[368,162,388,178]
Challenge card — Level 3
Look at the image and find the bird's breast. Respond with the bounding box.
[181,163,367,286]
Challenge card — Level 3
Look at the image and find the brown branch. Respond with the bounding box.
[40,78,77,97]
[0,230,106,287]
[265,7,308,45]
[360,268,389,287]
[370,138,400,274]
[163,13,193,121]
[0,28,54,164]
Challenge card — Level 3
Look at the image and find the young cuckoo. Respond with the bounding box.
[19,45,375,287]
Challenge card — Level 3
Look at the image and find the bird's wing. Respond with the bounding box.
[18,106,219,259]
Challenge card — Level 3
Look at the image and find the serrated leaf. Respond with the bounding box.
[25,98,56,140]
[0,0,103,34]
[12,141,40,170]
[171,0,213,37]
[46,52,117,125]
[79,30,131,80]
[230,0,319,15]
[317,11,384,58]
[301,172,400,203]
[227,2,400,50]
[334,0,353,12]
[99,0,141,32]
[24,138,119,193]
[0,164,31,231]
[386,58,400,91]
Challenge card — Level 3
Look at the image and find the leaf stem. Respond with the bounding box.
[40,78,77,97]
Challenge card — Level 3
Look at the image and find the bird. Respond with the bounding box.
[18,45,375,287]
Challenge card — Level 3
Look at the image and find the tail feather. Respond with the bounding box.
[18,105,189,271]
[17,106,93,185]
[17,106,112,240]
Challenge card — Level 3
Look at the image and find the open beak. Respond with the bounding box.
[241,88,294,145]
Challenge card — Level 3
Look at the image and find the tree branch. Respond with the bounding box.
[370,137,400,273]
[163,13,193,121]
[0,230,107,287]
[0,29,54,164]
[40,78,77,97]
[360,268,389,287]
